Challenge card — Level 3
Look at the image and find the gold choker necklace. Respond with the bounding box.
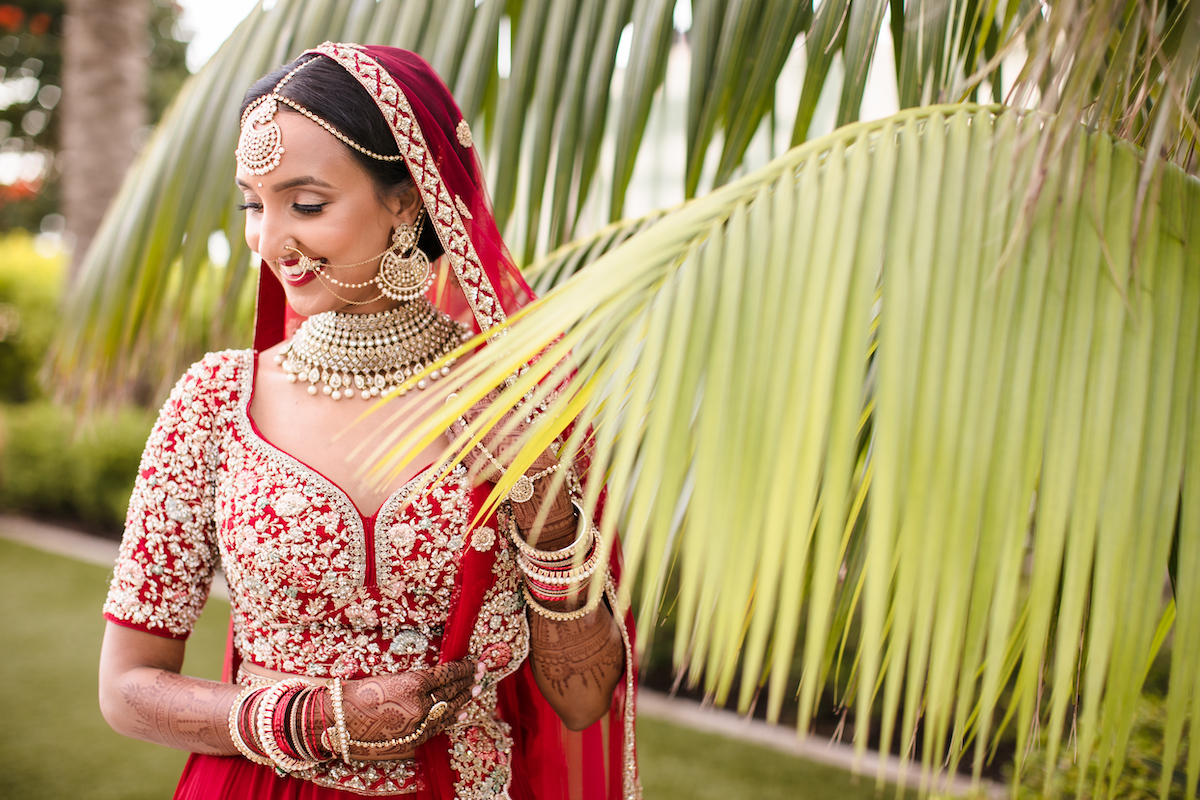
[275,301,472,401]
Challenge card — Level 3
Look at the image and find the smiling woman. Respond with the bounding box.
[96,44,639,800]
[235,114,415,318]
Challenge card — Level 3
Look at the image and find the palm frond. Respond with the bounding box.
[375,104,1200,794]
[55,0,1200,402]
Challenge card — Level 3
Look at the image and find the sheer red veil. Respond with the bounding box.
[245,44,639,800]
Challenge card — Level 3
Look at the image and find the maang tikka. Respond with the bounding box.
[236,57,405,176]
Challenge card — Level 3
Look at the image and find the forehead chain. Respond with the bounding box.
[235,57,404,176]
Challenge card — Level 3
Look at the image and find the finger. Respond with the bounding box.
[433,658,477,683]
[437,674,473,704]
[410,687,470,745]
[445,679,473,709]
[440,681,476,727]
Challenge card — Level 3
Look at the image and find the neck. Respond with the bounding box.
[277,300,472,401]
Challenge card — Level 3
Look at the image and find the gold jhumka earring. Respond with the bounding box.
[376,211,433,302]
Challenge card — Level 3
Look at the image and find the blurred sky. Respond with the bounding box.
[177,0,259,72]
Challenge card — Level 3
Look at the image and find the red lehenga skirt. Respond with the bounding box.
[173,659,634,800]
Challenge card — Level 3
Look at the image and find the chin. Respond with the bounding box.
[278,284,338,317]
[285,296,344,318]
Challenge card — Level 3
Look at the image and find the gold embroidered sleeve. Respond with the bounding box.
[103,352,240,639]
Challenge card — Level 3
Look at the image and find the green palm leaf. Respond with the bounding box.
[373,104,1200,795]
[53,0,1200,402]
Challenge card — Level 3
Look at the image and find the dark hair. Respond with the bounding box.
[241,55,443,259]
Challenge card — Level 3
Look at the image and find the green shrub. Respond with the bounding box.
[0,401,152,533]
[1012,695,1194,799]
[0,231,65,403]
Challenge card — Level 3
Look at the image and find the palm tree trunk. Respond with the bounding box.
[61,0,149,279]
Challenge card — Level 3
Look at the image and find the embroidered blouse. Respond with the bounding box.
[103,350,533,797]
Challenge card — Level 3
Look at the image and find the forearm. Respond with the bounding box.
[511,484,626,730]
[99,624,241,755]
[100,624,475,763]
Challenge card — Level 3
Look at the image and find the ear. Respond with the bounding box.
[392,184,422,226]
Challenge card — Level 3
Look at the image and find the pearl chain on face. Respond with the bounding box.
[275,299,472,401]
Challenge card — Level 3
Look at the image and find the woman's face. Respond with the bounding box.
[235,109,415,317]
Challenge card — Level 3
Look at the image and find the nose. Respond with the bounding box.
[248,204,290,264]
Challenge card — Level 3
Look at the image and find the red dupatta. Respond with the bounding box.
[245,43,639,800]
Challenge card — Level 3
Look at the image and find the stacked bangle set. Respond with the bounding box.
[512,499,607,622]
[228,679,332,774]
[469,425,609,622]
[227,441,609,772]
[228,676,451,772]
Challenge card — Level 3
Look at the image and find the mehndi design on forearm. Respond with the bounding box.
[120,671,240,754]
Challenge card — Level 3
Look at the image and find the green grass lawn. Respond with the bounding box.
[0,537,913,799]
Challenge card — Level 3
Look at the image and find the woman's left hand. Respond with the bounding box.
[339,659,477,760]
[446,390,558,485]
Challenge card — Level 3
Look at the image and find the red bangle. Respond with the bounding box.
[275,684,307,761]
[238,688,267,757]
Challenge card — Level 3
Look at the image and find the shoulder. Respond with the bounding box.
[159,349,253,425]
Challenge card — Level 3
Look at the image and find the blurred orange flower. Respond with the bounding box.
[29,12,51,36]
[0,5,24,32]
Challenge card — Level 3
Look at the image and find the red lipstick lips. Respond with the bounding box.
[278,257,318,287]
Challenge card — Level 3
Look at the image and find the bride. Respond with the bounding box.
[98,43,639,800]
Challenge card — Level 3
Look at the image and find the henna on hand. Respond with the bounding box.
[340,659,476,761]
[446,393,559,483]
[530,611,623,695]
[509,474,577,550]
[529,603,625,730]
[447,393,578,549]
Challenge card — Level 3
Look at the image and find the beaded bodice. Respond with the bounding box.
[104,350,529,797]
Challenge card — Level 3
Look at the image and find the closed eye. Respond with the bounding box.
[294,203,327,215]
[238,202,262,212]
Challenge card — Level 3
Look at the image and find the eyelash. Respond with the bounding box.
[236,202,327,215]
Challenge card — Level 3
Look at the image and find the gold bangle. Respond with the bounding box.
[507,500,593,563]
[523,581,605,621]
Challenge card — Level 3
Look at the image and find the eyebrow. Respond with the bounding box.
[235,176,335,191]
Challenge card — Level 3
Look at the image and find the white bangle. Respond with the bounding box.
[228,685,273,767]
[328,677,354,765]
[518,545,602,584]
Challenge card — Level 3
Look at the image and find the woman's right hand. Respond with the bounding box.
[338,659,477,760]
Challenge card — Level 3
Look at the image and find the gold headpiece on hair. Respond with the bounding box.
[236,57,405,176]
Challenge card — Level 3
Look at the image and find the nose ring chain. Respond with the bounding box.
[283,244,390,285]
